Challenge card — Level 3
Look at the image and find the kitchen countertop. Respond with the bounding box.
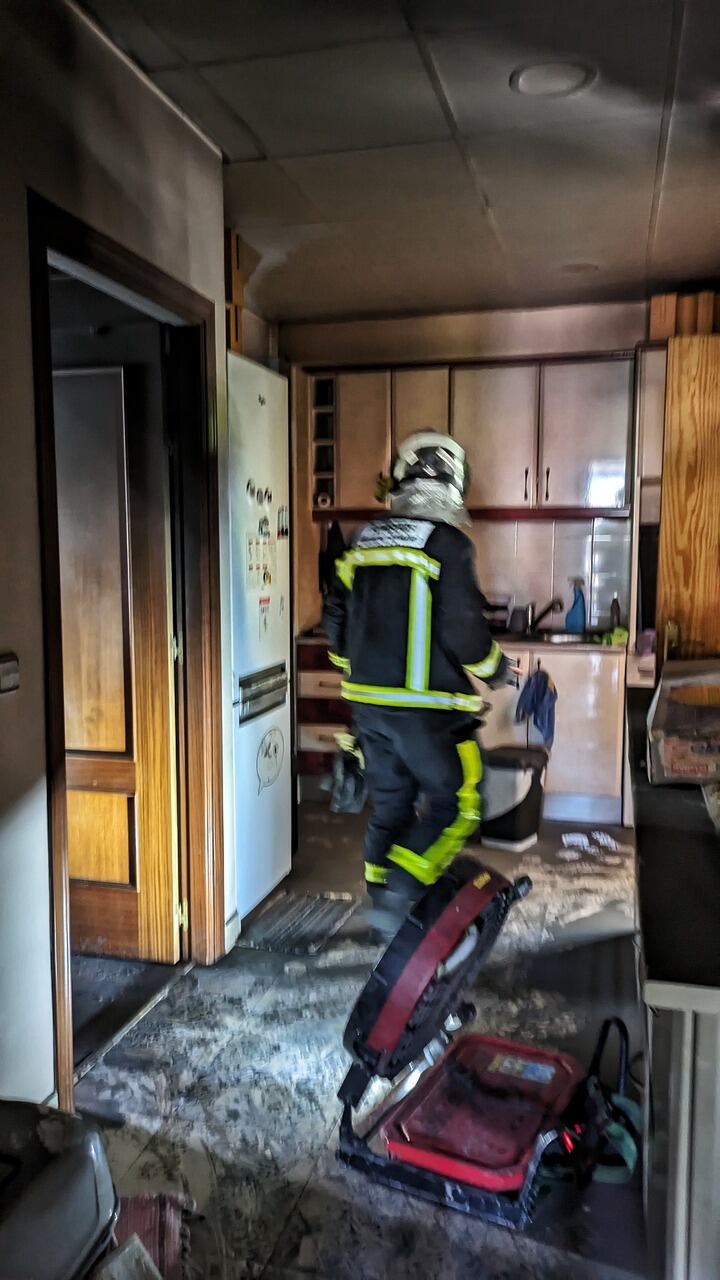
[300,629,626,654]
[495,634,627,654]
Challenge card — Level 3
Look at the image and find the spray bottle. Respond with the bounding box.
[565,577,587,634]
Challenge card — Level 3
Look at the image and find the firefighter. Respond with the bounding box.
[322,430,517,937]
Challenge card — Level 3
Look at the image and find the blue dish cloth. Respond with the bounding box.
[515,668,558,747]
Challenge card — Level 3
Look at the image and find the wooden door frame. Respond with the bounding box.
[27,193,225,1110]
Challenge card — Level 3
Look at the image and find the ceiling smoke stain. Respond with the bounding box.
[78,0,720,332]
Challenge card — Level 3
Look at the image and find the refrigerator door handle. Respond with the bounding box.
[237,662,288,723]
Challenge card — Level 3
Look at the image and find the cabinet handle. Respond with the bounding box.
[545,467,550,502]
[524,467,529,501]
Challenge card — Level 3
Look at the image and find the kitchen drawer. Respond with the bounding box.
[298,670,343,699]
[299,723,346,753]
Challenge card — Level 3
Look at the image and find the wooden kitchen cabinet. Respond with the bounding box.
[540,359,633,508]
[528,649,625,804]
[477,649,530,750]
[393,366,449,444]
[335,371,391,509]
[451,364,538,507]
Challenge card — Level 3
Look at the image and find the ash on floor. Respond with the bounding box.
[71,955,181,1071]
[75,806,646,1280]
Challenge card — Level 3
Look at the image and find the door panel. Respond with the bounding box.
[540,359,632,507]
[335,371,390,508]
[393,367,449,444]
[476,650,530,750]
[528,651,624,796]
[53,368,178,961]
[451,365,538,507]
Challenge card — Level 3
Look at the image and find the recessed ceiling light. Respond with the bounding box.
[509,62,596,98]
[561,262,601,275]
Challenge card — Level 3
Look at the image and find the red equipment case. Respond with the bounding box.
[337,856,638,1229]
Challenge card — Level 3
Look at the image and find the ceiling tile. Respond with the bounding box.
[279,142,476,222]
[671,0,720,101]
[203,40,450,158]
[468,118,658,254]
[224,161,326,228]
[152,69,261,159]
[80,0,181,69]
[407,0,666,37]
[650,186,720,280]
[239,211,508,320]
[127,0,408,65]
[427,3,674,136]
[662,105,720,192]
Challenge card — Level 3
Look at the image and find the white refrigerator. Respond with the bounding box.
[228,352,292,921]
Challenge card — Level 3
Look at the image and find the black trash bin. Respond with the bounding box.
[477,744,549,853]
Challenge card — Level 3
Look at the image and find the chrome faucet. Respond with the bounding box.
[528,597,564,633]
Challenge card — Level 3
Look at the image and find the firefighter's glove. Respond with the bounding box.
[330,733,368,814]
[484,654,521,691]
[374,472,394,503]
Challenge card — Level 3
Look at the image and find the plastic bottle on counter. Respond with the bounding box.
[565,578,586,634]
[610,593,622,630]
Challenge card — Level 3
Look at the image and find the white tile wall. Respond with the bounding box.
[469,518,631,631]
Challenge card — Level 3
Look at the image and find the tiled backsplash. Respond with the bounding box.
[468,518,631,629]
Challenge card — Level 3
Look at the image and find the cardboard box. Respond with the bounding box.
[647,660,720,785]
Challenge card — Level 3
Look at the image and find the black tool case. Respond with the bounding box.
[0,1101,118,1279]
[337,856,639,1230]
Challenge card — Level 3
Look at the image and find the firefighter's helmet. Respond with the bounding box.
[392,431,469,502]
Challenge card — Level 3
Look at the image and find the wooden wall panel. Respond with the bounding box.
[67,791,133,884]
[658,336,720,658]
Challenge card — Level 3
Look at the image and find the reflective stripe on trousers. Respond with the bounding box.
[387,739,483,886]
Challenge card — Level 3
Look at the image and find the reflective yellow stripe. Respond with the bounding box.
[336,547,441,591]
[464,640,504,679]
[364,862,389,885]
[328,651,350,672]
[406,568,432,692]
[388,740,482,886]
[342,682,482,713]
[336,556,354,590]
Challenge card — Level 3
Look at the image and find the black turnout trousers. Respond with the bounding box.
[353,705,483,895]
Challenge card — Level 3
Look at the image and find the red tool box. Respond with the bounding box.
[337,856,639,1229]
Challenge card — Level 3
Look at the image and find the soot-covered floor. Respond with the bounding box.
[75,806,646,1279]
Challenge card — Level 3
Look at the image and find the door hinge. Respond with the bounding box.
[176,898,189,931]
[171,633,184,664]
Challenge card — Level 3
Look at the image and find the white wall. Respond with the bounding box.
[0,0,233,1102]
[280,300,647,366]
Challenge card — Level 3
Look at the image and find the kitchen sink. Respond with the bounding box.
[538,631,593,644]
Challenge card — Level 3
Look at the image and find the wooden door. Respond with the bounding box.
[53,368,179,961]
[335,371,390,509]
[657,336,720,658]
[451,365,538,508]
[540,359,632,508]
[393,367,449,445]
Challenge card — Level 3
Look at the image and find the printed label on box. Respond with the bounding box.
[487,1053,556,1084]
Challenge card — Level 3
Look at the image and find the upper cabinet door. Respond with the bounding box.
[393,367,449,444]
[335,371,391,509]
[451,364,538,508]
[540,359,632,508]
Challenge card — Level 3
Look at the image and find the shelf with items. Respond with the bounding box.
[311,376,337,511]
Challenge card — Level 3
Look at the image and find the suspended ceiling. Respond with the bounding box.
[79,1,720,321]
